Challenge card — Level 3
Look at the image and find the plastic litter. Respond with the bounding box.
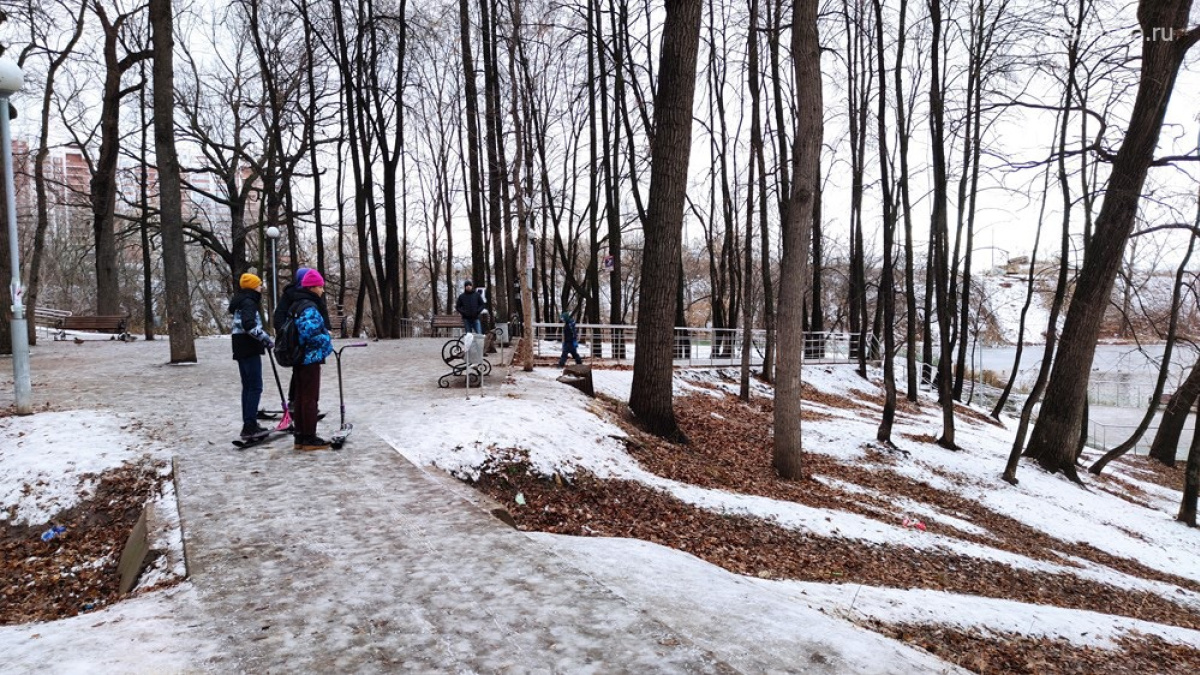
[40,525,67,542]
[515,492,527,506]
[901,517,926,531]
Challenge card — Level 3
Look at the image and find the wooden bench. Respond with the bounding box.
[56,314,132,342]
[431,314,462,336]
[331,307,351,339]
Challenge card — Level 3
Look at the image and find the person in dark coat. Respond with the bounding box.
[230,273,274,439]
[274,267,331,332]
[557,311,583,368]
[456,280,486,334]
[273,266,331,412]
[291,271,335,450]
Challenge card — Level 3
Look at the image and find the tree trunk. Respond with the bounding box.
[929,0,956,449]
[629,0,703,441]
[1147,364,1200,468]
[92,7,149,316]
[138,60,155,340]
[774,0,822,479]
[893,0,918,401]
[1002,99,1074,485]
[459,0,487,290]
[1179,405,1200,526]
[606,0,627,355]
[481,0,509,322]
[150,0,196,363]
[740,0,764,401]
[1025,2,1198,480]
[27,1,86,346]
[872,0,897,443]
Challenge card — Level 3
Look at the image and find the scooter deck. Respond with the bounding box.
[330,424,353,450]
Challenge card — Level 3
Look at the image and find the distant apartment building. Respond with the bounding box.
[17,141,254,239]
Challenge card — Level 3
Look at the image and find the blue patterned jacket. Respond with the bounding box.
[295,301,334,366]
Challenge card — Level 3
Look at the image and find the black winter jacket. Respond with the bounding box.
[455,290,487,319]
[274,282,332,331]
[230,290,271,360]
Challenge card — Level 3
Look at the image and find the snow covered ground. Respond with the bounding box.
[0,410,185,583]
[387,361,1200,653]
[2,337,1198,672]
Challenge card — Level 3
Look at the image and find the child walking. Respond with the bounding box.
[557,311,583,368]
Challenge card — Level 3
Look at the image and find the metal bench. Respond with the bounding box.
[55,314,132,342]
[438,335,492,388]
[34,306,72,326]
[34,307,72,337]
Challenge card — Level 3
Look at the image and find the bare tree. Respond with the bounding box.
[629,0,703,441]
[1025,1,1200,481]
[773,0,821,479]
[149,0,195,362]
[24,0,87,346]
[91,0,151,315]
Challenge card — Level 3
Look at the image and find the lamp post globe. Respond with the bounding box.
[0,57,23,96]
[264,227,280,313]
[0,56,31,415]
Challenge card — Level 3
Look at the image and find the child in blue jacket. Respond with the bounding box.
[558,311,583,368]
[292,271,334,450]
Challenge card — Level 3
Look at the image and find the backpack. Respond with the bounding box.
[274,299,314,367]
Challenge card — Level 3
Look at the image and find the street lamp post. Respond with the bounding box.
[266,226,280,315]
[0,57,31,415]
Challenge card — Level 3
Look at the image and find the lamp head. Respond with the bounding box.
[0,58,23,96]
[266,226,280,240]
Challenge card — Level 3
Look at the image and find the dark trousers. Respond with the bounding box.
[558,341,582,367]
[293,363,322,438]
[237,356,263,429]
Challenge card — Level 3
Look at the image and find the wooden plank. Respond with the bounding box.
[118,506,151,594]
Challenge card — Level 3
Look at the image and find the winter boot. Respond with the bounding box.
[294,435,332,451]
[241,423,269,440]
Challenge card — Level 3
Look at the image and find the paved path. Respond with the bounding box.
[1,337,962,673]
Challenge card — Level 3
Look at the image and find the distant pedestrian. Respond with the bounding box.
[456,280,486,334]
[291,270,335,450]
[230,273,274,439]
[557,311,583,368]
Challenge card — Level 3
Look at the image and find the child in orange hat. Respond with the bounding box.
[230,273,274,440]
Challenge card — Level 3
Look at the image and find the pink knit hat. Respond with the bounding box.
[301,270,325,287]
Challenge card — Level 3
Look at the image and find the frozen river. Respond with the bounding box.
[975,343,1195,460]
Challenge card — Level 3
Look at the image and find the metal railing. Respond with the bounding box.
[903,366,1027,418]
[1086,419,1193,459]
[33,306,71,325]
[397,316,881,368]
[529,323,879,367]
[1087,379,1162,409]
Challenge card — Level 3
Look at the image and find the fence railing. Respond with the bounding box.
[529,323,879,367]
[1087,380,1163,409]
[1085,419,1195,459]
[903,366,1028,418]
[399,317,881,367]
